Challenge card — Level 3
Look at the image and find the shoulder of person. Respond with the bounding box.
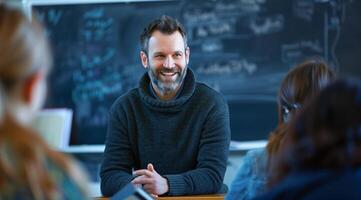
[46,157,89,199]
[195,82,226,102]
[243,148,268,172]
[246,148,267,158]
[110,88,139,111]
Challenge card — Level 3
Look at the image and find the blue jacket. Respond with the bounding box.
[226,148,269,200]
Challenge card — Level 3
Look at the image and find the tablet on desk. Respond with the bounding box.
[111,183,153,200]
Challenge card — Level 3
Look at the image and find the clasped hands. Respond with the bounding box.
[131,163,169,197]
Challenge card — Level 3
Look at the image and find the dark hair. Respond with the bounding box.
[271,79,361,185]
[267,59,336,155]
[140,15,187,54]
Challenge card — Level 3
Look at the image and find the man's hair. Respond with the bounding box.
[140,15,187,54]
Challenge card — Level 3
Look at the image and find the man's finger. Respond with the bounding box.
[143,186,158,197]
[147,163,155,172]
[131,176,153,185]
[143,184,154,192]
[133,169,153,177]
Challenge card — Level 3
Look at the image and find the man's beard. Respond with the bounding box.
[147,65,187,96]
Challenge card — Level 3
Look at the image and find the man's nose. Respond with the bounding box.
[163,55,175,69]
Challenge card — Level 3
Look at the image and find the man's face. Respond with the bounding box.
[140,30,189,96]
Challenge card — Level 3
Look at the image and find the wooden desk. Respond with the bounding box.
[157,194,224,200]
[97,194,224,200]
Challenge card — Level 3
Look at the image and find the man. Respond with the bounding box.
[100,15,230,197]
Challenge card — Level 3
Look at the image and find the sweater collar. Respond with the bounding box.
[148,78,184,100]
[138,68,196,111]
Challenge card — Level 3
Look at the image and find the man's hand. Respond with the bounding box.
[131,163,169,196]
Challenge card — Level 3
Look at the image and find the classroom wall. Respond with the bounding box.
[13,0,361,197]
[10,0,245,196]
[30,0,361,146]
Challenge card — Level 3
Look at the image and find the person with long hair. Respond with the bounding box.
[226,59,336,200]
[0,3,88,199]
[257,79,361,199]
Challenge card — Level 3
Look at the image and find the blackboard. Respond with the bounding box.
[31,0,361,145]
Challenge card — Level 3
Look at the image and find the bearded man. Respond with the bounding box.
[100,15,230,197]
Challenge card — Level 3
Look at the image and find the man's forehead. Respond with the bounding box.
[148,30,185,51]
[150,30,183,39]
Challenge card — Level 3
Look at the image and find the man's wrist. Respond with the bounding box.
[162,176,170,195]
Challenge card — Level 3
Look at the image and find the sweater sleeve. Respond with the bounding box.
[100,103,134,197]
[164,95,231,195]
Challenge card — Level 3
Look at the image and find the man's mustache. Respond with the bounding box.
[160,68,180,73]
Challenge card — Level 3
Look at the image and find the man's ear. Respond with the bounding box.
[185,47,190,65]
[140,51,148,69]
[22,71,43,104]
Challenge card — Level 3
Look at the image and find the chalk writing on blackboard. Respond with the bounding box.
[32,0,361,144]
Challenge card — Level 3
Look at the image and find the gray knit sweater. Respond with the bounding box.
[100,69,230,196]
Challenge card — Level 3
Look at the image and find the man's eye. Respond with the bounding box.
[155,55,165,58]
[174,53,182,58]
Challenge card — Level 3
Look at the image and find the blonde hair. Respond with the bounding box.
[0,3,88,199]
[0,4,51,89]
